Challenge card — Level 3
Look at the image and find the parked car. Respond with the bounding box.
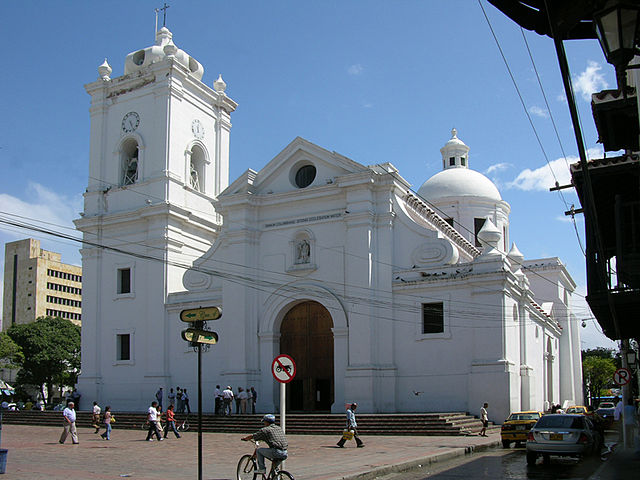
[500,411,543,448]
[526,414,603,465]
[565,405,593,417]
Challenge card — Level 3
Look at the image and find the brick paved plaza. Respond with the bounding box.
[1,423,499,479]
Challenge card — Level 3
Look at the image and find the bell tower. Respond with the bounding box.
[75,27,237,408]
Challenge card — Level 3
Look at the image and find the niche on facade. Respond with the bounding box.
[121,138,139,186]
[185,142,208,193]
[287,230,317,273]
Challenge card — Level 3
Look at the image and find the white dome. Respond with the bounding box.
[418,168,502,202]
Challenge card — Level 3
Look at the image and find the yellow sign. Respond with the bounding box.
[181,328,219,345]
[180,306,222,322]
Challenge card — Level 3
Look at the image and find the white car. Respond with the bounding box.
[526,414,602,465]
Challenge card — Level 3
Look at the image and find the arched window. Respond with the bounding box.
[188,144,206,193]
[121,138,139,186]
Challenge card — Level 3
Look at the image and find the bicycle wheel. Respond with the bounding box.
[274,471,295,480]
[141,421,148,430]
[177,421,190,432]
[236,454,255,480]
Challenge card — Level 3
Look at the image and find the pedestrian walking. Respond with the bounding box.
[623,397,638,449]
[59,401,79,444]
[100,406,112,440]
[145,401,163,442]
[163,404,181,439]
[155,387,164,410]
[479,402,489,436]
[336,403,364,448]
[92,401,101,433]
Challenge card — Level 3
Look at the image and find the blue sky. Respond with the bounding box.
[0,1,619,349]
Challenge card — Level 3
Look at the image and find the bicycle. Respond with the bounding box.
[176,414,190,432]
[237,440,294,480]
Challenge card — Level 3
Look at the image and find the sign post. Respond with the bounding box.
[272,354,296,434]
[180,306,222,480]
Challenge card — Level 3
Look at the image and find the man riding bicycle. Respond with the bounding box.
[241,414,288,474]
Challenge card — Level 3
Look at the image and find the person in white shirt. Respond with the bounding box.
[92,401,102,434]
[479,403,489,437]
[145,401,163,441]
[238,388,249,414]
[614,396,624,440]
[59,402,79,444]
[222,386,234,415]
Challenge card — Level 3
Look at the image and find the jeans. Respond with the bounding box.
[164,420,181,438]
[256,447,287,471]
[101,423,112,440]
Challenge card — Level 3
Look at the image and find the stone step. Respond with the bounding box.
[1,410,499,436]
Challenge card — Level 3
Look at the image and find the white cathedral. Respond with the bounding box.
[75,28,583,421]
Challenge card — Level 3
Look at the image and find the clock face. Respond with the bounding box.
[192,119,205,139]
[122,112,140,133]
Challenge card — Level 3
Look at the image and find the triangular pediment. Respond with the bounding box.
[221,137,368,196]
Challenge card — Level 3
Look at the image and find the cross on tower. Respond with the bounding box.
[155,2,170,32]
[160,3,169,27]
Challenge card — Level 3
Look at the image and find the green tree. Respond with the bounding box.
[7,316,81,405]
[583,356,617,406]
[0,331,24,368]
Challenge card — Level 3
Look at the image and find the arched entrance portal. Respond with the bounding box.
[280,301,334,412]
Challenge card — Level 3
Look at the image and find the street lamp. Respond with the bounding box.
[626,349,637,369]
[593,2,640,88]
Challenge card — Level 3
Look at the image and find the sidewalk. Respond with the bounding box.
[0,424,500,479]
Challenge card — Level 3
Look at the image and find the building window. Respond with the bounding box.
[461,157,466,166]
[422,302,444,334]
[117,334,131,361]
[121,139,139,186]
[474,218,486,247]
[449,157,455,166]
[188,144,206,193]
[294,165,316,188]
[117,268,131,294]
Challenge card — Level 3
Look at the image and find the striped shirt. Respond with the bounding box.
[253,424,288,450]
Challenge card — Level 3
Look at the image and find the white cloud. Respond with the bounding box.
[347,64,363,75]
[485,162,512,175]
[529,105,549,118]
[0,182,82,229]
[508,147,603,191]
[573,61,609,101]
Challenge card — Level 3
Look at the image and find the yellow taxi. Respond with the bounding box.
[501,411,543,448]
[565,405,593,417]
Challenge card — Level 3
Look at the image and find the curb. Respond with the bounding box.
[340,439,500,480]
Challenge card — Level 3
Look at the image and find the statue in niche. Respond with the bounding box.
[295,239,310,264]
[123,149,138,185]
[190,161,200,191]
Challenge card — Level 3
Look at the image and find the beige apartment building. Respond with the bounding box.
[2,238,82,330]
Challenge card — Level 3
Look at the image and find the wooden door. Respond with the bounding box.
[280,301,334,411]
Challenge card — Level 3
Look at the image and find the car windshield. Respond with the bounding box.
[599,402,614,409]
[536,415,584,429]
[566,407,585,414]
[509,413,539,421]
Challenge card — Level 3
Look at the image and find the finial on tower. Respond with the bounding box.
[451,128,458,138]
[98,58,112,81]
[214,74,227,93]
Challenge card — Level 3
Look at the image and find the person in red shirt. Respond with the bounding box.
[163,404,181,439]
